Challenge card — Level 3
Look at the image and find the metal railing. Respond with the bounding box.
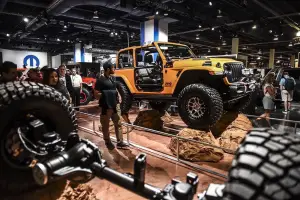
[75,110,228,179]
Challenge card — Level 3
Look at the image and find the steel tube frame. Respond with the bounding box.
[75,111,228,179]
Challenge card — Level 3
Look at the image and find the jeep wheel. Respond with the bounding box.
[80,87,92,105]
[0,81,77,195]
[117,82,132,114]
[149,102,170,114]
[177,84,223,129]
[223,128,300,200]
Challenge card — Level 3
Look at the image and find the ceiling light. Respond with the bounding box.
[115,32,118,35]
[289,43,293,47]
[276,60,280,63]
[23,17,29,23]
[67,40,70,43]
[217,47,220,50]
[6,33,10,37]
[57,38,60,41]
[211,27,215,31]
[64,25,67,29]
[242,46,247,50]
[164,13,168,16]
[208,49,211,52]
[252,25,257,29]
[196,37,200,40]
[156,11,159,15]
[296,31,300,37]
[93,11,99,19]
[273,36,279,41]
[209,1,212,6]
[199,25,202,28]
[257,57,261,60]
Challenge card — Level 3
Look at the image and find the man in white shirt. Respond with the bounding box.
[70,68,82,110]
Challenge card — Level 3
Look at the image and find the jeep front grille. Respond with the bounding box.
[224,62,244,82]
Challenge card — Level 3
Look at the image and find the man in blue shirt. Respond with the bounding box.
[279,72,296,114]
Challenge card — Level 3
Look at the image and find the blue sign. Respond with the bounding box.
[23,55,40,67]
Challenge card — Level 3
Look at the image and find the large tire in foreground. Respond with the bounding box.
[223,128,300,200]
[117,81,133,114]
[80,87,92,105]
[148,101,170,114]
[177,84,223,129]
[0,81,77,195]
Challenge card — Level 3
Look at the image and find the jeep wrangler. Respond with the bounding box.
[114,42,255,129]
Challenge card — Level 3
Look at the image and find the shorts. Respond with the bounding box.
[263,96,274,110]
[281,90,293,102]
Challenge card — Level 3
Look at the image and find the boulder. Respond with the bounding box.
[214,112,253,153]
[169,128,224,162]
[161,112,174,124]
[133,110,164,131]
[212,112,252,137]
[217,128,248,154]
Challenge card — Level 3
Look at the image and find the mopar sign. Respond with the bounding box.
[23,55,40,67]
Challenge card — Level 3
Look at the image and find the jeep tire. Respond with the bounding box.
[177,84,223,129]
[117,82,132,114]
[80,87,92,105]
[0,81,77,195]
[223,128,300,200]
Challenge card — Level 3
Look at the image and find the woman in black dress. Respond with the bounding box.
[43,68,71,102]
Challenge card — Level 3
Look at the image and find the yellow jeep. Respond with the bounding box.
[114,42,255,129]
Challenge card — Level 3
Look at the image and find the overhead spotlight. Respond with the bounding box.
[208,49,211,52]
[196,37,200,40]
[64,25,67,29]
[93,11,99,19]
[276,60,280,64]
[296,31,300,37]
[199,25,202,28]
[269,30,272,33]
[289,43,293,47]
[57,38,60,41]
[217,9,223,18]
[110,32,114,37]
[23,17,29,23]
[217,47,220,50]
[67,40,70,43]
[273,36,279,41]
[164,13,168,16]
[156,11,159,15]
[257,57,261,60]
[115,32,118,36]
[222,41,226,45]
[252,24,257,29]
[242,46,247,50]
[209,1,212,6]
[6,33,10,37]
[211,27,215,31]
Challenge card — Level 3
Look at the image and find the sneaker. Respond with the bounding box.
[282,110,288,114]
[117,142,129,149]
[105,141,115,150]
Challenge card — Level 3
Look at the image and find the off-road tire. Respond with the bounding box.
[117,82,132,114]
[223,128,300,200]
[80,87,92,105]
[0,81,77,195]
[177,84,223,129]
[149,101,170,114]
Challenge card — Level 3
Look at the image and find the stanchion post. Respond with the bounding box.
[176,137,179,161]
[93,118,95,133]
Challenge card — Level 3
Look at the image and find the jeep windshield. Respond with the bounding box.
[158,44,196,60]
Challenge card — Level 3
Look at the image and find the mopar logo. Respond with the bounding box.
[23,55,40,67]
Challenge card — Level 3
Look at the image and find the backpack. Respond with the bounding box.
[284,78,295,91]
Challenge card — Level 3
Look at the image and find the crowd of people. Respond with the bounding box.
[0,61,83,110]
[254,71,296,127]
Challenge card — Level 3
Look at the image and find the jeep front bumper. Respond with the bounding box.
[226,81,256,102]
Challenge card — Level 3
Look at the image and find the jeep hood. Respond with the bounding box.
[171,58,242,69]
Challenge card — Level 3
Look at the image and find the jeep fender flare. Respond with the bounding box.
[172,69,222,96]
[115,75,135,93]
